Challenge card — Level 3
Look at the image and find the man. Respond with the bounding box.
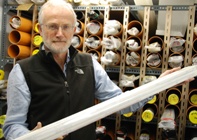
[2,0,194,140]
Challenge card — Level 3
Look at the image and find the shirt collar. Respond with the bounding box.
[41,44,70,64]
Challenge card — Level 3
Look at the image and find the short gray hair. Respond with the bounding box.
[38,0,77,25]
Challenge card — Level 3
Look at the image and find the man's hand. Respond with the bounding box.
[32,122,66,140]
[32,122,42,131]
[159,67,195,85]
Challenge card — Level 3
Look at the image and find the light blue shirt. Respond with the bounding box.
[3,53,152,140]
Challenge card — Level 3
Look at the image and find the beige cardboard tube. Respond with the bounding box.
[87,49,101,62]
[127,20,143,38]
[148,35,164,52]
[75,20,84,36]
[87,20,103,36]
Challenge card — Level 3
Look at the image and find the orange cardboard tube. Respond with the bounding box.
[9,15,32,33]
[8,44,30,59]
[9,30,31,46]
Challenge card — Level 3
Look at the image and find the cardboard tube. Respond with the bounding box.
[103,20,122,37]
[87,49,101,62]
[168,53,184,68]
[9,15,32,33]
[75,20,84,36]
[141,103,158,122]
[0,70,5,80]
[193,38,197,53]
[140,128,155,140]
[113,51,121,66]
[169,37,185,53]
[147,95,158,104]
[32,47,39,55]
[127,20,143,38]
[75,11,85,21]
[32,33,43,47]
[8,44,30,59]
[146,53,162,68]
[189,89,197,106]
[72,35,83,50]
[125,51,141,67]
[86,35,102,50]
[122,112,134,118]
[113,21,123,37]
[108,35,122,51]
[187,106,197,124]
[164,104,180,119]
[105,129,115,140]
[9,30,31,45]
[166,88,181,105]
[148,36,164,52]
[116,127,129,139]
[126,36,142,52]
[127,132,134,140]
[87,20,103,36]
[33,20,39,33]
[192,54,197,65]
[194,32,197,40]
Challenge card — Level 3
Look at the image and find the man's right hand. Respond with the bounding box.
[32,122,66,140]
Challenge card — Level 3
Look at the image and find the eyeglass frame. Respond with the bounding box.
[41,23,75,33]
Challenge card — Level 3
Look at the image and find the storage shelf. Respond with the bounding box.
[105,66,161,75]
[3,4,196,11]
[0,1,197,139]
[186,120,197,128]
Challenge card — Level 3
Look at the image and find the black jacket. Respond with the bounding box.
[18,46,96,140]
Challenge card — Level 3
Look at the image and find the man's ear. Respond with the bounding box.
[73,26,76,33]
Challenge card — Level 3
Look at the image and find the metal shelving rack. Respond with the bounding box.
[1,1,197,140]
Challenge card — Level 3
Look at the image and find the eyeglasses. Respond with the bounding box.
[42,23,75,32]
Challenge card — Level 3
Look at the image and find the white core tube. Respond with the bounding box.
[15,65,197,140]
